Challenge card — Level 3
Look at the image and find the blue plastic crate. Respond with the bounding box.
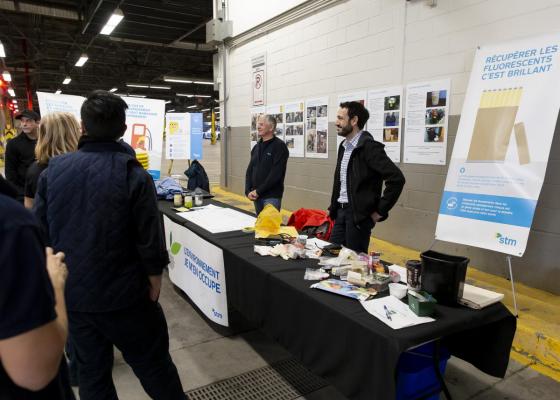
[396,342,450,400]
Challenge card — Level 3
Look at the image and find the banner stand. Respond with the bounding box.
[428,239,519,317]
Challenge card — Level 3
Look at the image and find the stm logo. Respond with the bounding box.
[496,233,517,246]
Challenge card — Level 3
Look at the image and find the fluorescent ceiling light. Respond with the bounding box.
[55,89,62,94]
[0,41,5,57]
[187,105,197,109]
[194,81,214,85]
[75,53,88,67]
[7,88,15,97]
[149,85,171,90]
[109,87,118,92]
[126,83,149,88]
[12,99,17,103]
[176,93,194,97]
[63,76,71,84]
[167,109,175,112]
[195,94,211,98]
[165,100,172,104]
[201,108,210,112]
[2,70,11,81]
[163,76,192,83]
[100,8,124,35]
[129,94,146,98]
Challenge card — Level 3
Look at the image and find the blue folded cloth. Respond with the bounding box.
[154,177,183,200]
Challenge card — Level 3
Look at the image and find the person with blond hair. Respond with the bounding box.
[24,112,81,208]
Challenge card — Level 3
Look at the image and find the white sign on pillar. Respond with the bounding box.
[251,53,266,106]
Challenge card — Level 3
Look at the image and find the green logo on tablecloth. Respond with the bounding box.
[170,231,182,255]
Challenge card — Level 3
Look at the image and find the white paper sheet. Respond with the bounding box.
[177,206,256,233]
[360,296,435,329]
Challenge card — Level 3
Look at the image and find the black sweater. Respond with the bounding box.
[5,133,37,200]
[245,136,289,199]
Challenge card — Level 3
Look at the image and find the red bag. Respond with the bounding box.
[287,208,334,241]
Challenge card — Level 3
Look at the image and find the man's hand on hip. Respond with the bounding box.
[371,212,383,223]
[148,274,162,302]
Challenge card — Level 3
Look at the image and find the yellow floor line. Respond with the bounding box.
[210,185,560,381]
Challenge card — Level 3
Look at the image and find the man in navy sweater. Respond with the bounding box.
[245,115,289,214]
[33,91,186,400]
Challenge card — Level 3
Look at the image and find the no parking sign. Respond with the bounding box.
[251,53,266,106]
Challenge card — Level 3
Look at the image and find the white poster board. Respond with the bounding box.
[436,33,560,256]
[266,103,285,141]
[366,86,403,162]
[121,96,165,179]
[284,100,305,157]
[305,97,329,158]
[251,53,266,106]
[250,106,265,149]
[166,112,190,160]
[164,215,229,326]
[404,79,450,165]
[37,92,84,122]
[336,91,367,148]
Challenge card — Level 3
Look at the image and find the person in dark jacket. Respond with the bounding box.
[5,109,40,202]
[33,90,186,400]
[245,114,289,215]
[328,101,405,253]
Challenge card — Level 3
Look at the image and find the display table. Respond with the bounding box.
[159,200,517,400]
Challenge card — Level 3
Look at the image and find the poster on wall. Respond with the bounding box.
[251,53,266,106]
[284,100,305,157]
[163,216,228,326]
[366,86,403,162]
[37,91,84,122]
[436,33,560,256]
[121,96,165,179]
[165,112,204,160]
[305,97,328,158]
[250,106,265,149]
[266,103,285,141]
[403,79,450,165]
[336,91,367,147]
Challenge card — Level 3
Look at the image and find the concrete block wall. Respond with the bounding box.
[221,0,560,294]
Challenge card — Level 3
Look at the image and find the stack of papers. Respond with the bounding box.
[361,296,435,329]
[459,284,504,309]
[177,205,257,233]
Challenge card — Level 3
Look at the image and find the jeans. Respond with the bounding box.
[329,206,375,253]
[254,197,282,215]
[69,298,186,400]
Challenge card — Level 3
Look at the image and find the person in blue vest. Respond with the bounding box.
[33,90,186,400]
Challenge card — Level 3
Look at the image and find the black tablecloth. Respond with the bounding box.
[159,200,517,400]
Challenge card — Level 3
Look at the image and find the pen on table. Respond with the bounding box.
[384,305,392,321]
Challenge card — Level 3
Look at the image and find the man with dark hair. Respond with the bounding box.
[5,110,40,202]
[245,114,289,214]
[33,90,186,400]
[328,101,405,253]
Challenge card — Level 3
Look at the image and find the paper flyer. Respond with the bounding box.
[366,86,403,162]
[165,112,203,160]
[284,100,305,157]
[305,97,328,158]
[403,79,451,165]
[336,91,367,147]
[436,34,560,256]
[36,91,84,122]
[266,103,285,141]
[250,106,265,149]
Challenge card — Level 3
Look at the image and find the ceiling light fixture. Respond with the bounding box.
[128,94,147,98]
[194,81,214,85]
[195,95,211,98]
[176,93,195,97]
[201,108,210,112]
[126,83,149,88]
[2,70,11,82]
[109,87,118,92]
[167,109,175,112]
[55,89,62,94]
[75,53,89,67]
[63,76,71,84]
[149,85,171,90]
[163,76,193,84]
[0,41,5,58]
[7,88,15,97]
[100,8,124,35]
[165,100,172,104]
[187,105,197,109]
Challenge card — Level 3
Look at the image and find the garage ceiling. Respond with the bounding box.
[0,0,218,114]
